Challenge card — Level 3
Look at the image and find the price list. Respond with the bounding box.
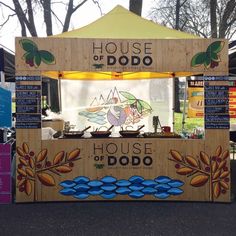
[204,77,229,129]
[15,76,42,129]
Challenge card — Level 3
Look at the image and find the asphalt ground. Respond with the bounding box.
[0,200,236,236]
[0,160,235,236]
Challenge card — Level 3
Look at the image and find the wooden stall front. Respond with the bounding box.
[15,37,230,203]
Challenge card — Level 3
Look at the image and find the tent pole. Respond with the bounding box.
[172,77,175,132]
[58,73,62,112]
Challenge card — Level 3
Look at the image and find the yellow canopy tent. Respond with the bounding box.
[43,5,200,80]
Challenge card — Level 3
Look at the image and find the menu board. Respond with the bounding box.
[15,76,41,129]
[204,77,229,129]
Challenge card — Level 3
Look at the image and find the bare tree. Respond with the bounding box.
[129,0,143,16]
[149,0,236,39]
[0,0,102,36]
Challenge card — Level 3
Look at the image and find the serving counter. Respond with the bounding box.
[15,129,230,202]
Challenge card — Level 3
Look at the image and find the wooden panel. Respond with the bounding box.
[15,38,228,75]
[42,120,64,131]
[13,137,229,202]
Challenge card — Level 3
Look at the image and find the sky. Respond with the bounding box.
[0,0,156,52]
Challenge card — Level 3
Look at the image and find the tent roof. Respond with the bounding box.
[0,48,15,82]
[44,5,201,80]
[55,5,199,39]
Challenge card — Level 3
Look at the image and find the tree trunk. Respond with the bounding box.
[41,0,53,36]
[210,0,217,38]
[129,0,143,16]
[219,0,236,38]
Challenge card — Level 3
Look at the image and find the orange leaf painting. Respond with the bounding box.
[37,173,55,186]
[67,148,80,161]
[190,175,209,187]
[53,151,65,165]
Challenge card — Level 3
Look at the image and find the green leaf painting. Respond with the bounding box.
[191,41,224,69]
[19,39,55,68]
[119,91,152,115]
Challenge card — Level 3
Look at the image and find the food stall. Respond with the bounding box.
[15,6,230,202]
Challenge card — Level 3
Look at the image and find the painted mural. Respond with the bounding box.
[169,145,230,201]
[20,39,55,68]
[16,142,81,199]
[78,87,152,126]
[191,41,224,69]
[59,175,184,200]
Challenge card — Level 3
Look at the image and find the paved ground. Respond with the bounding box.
[1,200,236,236]
[1,160,235,236]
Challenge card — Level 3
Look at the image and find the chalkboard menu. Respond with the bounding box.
[204,76,229,129]
[16,76,41,81]
[15,78,41,129]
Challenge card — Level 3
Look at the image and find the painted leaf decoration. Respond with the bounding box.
[220,181,229,190]
[34,52,41,67]
[37,173,55,186]
[190,175,209,187]
[25,168,34,177]
[218,160,227,170]
[185,155,198,167]
[17,179,26,188]
[213,170,221,180]
[204,56,211,68]
[29,157,35,169]
[19,157,28,166]
[39,50,55,64]
[126,99,136,105]
[211,161,218,173]
[119,91,136,100]
[67,148,80,161]
[170,150,183,162]
[213,182,221,198]
[176,167,193,175]
[215,146,222,157]
[25,179,32,196]
[19,39,38,52]
[222,150,229,160]
[200,151,210,165]
[210,52,220,62]
[191,52,207,67]
[206,41,224,54]
[22,142,29,154]
[36,149,47,162]
[138,99,152,112]
[17,168,27,177]
[55,165,72,173]
[136,100,143,114]
[17,147,25,157]
[53,151,65,165]
[220,171,230,178]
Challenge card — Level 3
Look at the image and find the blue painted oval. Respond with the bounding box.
[74,193,89,199]
[129,183,144,191]
[129,176,144,184]
[142,187,157,194]
[87,180,103,187]
[155,184,171,192]
[116,180,131,187]
[101,184,117,191]
[60,180,76,188]
[88,188,104,195]
[116,187,131,195]
[59,188,76,196]
[101,192,116,199]
[73,176,90,184]
[154,176,171,184]
[167,188,184,195]
[142,180,157,187]
[154,192,170,199]
[101,176,117,184]
[73,184,90,192]
[129,191,145,199]
[168,180,184,188]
